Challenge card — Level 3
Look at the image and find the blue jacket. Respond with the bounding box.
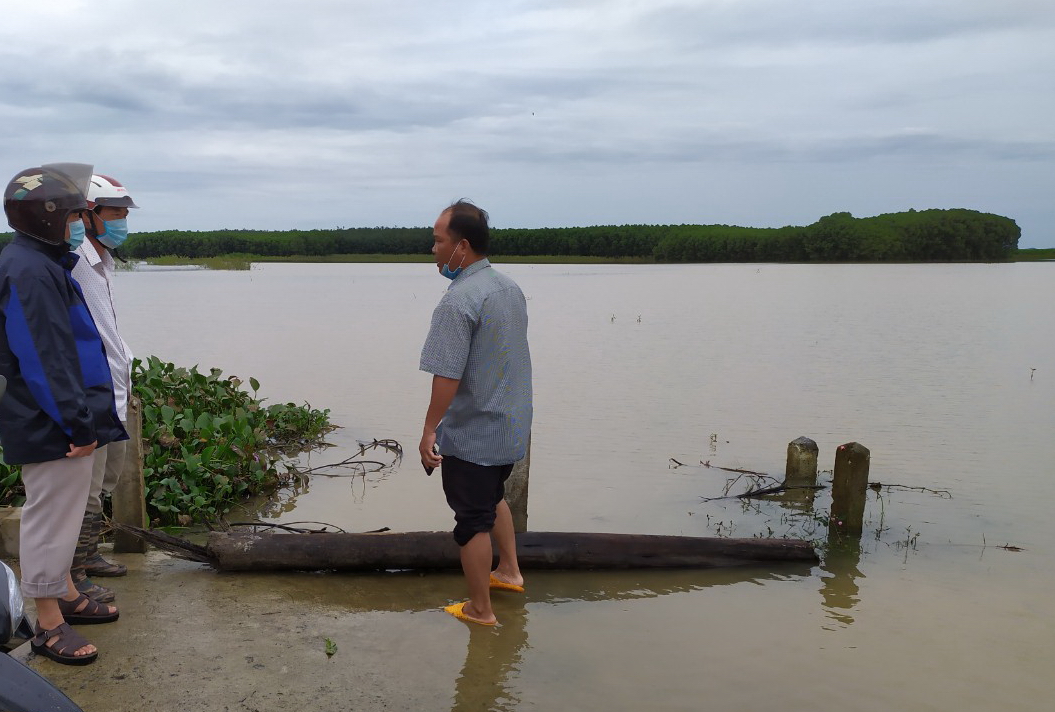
[0,233,128,465]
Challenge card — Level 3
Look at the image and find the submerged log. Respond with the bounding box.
[205,530,818,572]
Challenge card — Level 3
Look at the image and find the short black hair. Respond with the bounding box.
[445,199,490,254]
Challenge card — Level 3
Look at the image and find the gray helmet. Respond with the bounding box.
[4,163,93,245]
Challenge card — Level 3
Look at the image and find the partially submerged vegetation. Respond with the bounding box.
[0,356,334,525]
[134,356,332,525]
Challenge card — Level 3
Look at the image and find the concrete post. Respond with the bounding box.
[112,396,148,553]
[504,435,530,533]
[0,507,21,557]
[829,442,870,536]
[785,436,818,487]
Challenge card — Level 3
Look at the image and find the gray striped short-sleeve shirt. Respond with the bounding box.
[420,259,532,466]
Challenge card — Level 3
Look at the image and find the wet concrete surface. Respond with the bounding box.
[6,548,488,712]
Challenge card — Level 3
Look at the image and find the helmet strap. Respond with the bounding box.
[84,208,103,240]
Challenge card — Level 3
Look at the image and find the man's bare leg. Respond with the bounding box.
[490,500,524,588]
[458,532,497,624]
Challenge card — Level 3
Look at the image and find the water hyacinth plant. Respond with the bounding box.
[0,356,333,525]
[134,356,333,525]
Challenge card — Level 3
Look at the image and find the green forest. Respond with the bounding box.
[0,209,1027,262]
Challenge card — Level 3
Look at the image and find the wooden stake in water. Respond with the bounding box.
[829,442,870,536]
[785,436,819,488]
[505,435,531,533]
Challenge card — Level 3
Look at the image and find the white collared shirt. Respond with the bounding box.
[71,242,133,421]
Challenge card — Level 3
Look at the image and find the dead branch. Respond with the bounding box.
[738,484,825,499]
[870,482,952,498]
[111,523,212,563]
[701,460,772,478]
[286,438,403,478]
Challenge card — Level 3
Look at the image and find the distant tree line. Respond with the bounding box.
[0,209,1021,262]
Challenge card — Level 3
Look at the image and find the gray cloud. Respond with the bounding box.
[0,0,1052,246]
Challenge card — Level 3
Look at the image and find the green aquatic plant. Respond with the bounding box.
[133,355,334,525]
[0,463,20,507]
[2,355,332,518]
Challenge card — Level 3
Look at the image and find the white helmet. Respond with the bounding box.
[87,174,138,209]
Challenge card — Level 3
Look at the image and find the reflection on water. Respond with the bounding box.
[818,538,864,629]
[448,566,814,712]
[452,608,528,712]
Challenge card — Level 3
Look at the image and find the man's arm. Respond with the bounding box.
[419,374,460,468]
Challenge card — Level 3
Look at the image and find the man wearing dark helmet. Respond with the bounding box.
[0,163,127,666]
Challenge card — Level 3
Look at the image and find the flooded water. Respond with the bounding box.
[116,262,1054,711]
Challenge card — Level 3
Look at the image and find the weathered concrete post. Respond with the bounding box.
[504,435,530,533]
[785,436,818,488]
[112,396,148,553]
[828,442,870,536]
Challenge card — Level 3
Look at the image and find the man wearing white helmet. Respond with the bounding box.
[68,174,138,604]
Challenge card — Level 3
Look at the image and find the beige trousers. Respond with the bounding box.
[19,455,94,598]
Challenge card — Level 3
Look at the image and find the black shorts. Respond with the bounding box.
[440,455,514,546]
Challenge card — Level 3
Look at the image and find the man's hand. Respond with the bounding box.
[419,431,442,471]
[67,441,97,458]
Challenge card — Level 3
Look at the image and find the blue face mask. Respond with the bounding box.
[441,246,466,280]
[97,218,129,249]
[67,219,86,250]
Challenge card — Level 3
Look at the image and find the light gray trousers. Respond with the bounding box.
[19,455,94,598]
[86,432,128,514]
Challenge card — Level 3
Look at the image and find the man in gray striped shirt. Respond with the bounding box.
[419,200,532,627]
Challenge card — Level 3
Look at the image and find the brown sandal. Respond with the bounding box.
[31,622,98,666]
[57,593,119,625]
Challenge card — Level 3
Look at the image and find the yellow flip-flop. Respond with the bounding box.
[444,601,497,626]
[488,574,525,593]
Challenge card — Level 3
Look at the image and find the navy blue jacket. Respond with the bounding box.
[0,233,128,465]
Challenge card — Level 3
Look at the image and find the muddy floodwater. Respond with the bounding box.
[105,261,1054,711]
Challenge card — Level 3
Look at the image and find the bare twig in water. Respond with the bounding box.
[225,520,348,534]
[701,460,772,477]
[358,438,403,462]
[738,484,825,499]
[869,482,952,498]
[224,521,392,535]
[287,438,403,478]
[702,482,824,502]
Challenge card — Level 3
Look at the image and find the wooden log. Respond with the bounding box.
[205,530,818,572]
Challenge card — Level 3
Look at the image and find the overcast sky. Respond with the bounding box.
[2,0,1052,246]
